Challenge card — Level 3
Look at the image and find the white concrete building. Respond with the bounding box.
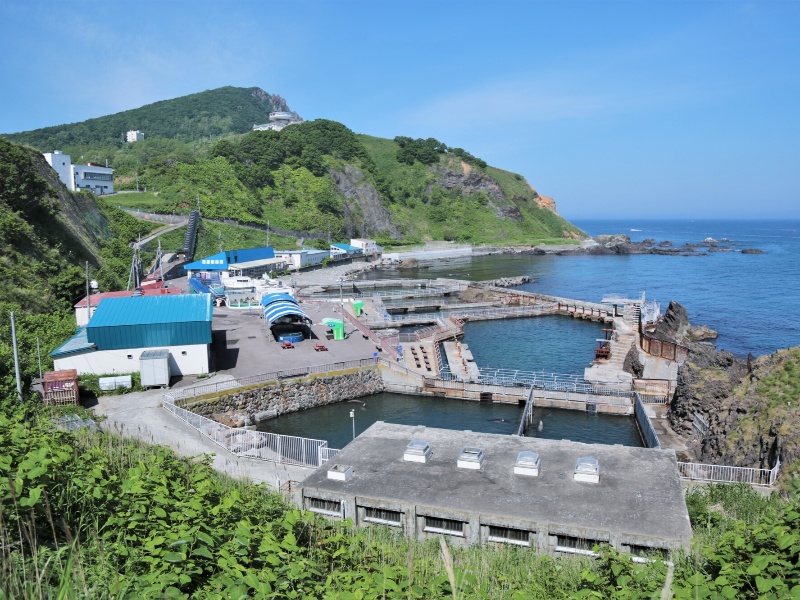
[275,249,330,270]
[350,239,379,256]
[42,151,73,189]
[73,162,114,195]
[42,151,114,195]
[126,130,144,142]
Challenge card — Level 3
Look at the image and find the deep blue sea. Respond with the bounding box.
[362,220,800,362]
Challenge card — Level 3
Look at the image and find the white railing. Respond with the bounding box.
[677,459,781,487]
[163,395,330,467]
[437,367,632,398]
[517,385,536,436]
[319,447,341,464]
[634,393,661,449]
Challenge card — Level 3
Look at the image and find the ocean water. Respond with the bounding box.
[361,220,800,359]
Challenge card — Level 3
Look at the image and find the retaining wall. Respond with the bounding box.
[182,368,384,422]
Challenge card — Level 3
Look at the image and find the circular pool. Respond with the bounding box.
[277,332,304,343]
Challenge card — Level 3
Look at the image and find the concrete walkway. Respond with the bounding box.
[91,376,314,489]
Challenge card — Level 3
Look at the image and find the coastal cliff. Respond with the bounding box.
[665,304,800,474]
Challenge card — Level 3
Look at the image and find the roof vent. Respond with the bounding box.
[404,440,432,463]
[457,447,485,470]
[573,456,600,483]
[514,451,540,476]
[327,464,353,481]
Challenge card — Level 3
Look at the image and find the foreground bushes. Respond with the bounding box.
[1,403,799,598]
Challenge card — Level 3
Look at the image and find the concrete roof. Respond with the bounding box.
[301,422,692,546]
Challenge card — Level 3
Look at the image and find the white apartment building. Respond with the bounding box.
[126,130,144,142]
[43,151,114,195]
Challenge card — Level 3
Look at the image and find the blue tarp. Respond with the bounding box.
[263,301,311,324]
[261,293,297,307]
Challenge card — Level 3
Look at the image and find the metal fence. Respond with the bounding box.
[517,385,536,436]
[677,460,781,487]
[634,393,661,449]
[437,367,632,398]
[319,447,341,464]
[163,396,331,467]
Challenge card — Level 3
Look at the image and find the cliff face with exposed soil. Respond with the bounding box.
[668,340,800,472]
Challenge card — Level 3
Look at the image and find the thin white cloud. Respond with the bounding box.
[404,71,728,134]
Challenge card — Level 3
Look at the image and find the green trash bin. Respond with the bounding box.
[353,301,365,316]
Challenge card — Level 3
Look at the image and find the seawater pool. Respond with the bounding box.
[256,392,643,450]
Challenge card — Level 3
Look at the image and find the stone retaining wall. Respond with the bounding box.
[183,368,384,423]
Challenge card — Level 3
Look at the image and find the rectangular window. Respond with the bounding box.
[307,497,342,516]
[556,535,600,556]
[83,172,113,181]
[423,516,465,537]
[363,507,402,526]
[488,526,530,546]
[627,545,669,562]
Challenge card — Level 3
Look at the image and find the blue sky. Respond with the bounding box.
[1,0,798,219]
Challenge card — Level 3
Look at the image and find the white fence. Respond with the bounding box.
[438,367,633,398]
[634,393,661,449]
[163,395,336,468]
[677,460,780,487]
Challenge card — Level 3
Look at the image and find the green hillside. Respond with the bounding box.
[2,86,290,167]
[2,87,585,245]
[0,139,159,400]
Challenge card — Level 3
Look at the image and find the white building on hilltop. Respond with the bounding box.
[43,151,114,195]
[253,111,304,132]
[126,130,144,142]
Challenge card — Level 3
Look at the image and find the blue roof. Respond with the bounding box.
[184,246,275,271]
[86,295,213,350]
[50,327,96,358]
[261,293,296,307]
[263,301,311,324]
[331,243,361,252]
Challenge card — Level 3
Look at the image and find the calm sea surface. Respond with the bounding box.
[361,220,800,359]
[262,220,798,447]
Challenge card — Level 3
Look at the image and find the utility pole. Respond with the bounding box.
[158,239,164,282]
[86,261,91,321]
[36,338,42,379]
[10,312,23,403]
[266,220,270,247]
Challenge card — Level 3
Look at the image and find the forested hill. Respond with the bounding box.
[3,86,290,151]
[2,86,585,244]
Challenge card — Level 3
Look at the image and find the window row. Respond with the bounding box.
[305,496,670,558]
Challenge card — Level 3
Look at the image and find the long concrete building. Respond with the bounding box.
[52,294,213,377]
[297,423,693,557]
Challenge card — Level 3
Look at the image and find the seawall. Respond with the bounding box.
[181,368,384,423]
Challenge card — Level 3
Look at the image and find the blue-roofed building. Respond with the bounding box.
[183,246,277,276]
[51,294,213,378]
[330,243,364,258]
[261,293,312,341]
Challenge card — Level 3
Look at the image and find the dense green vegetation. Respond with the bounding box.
[2,399,799,598]
[0,140,159,401]
[3,86,287,163]
[4,86,584,244]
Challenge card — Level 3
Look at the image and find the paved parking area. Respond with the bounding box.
[211,301,380,379]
